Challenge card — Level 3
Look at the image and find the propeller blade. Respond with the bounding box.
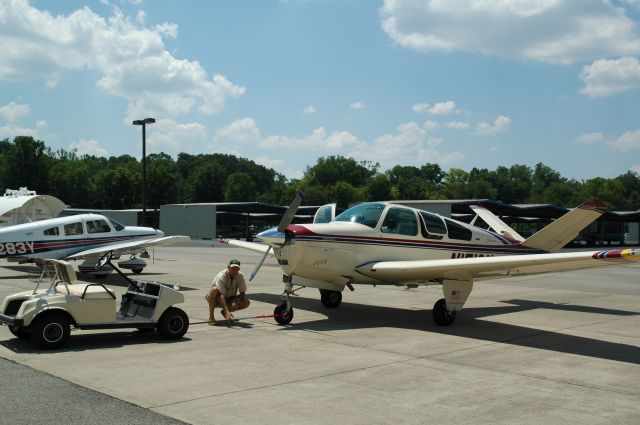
[251,191,303,281]
[250,245,271,281]
[277,191,304,233]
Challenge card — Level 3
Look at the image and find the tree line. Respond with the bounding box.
[1,136,639,211]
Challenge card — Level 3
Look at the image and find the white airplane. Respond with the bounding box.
[0,213,189,274]
[223,193,639,326]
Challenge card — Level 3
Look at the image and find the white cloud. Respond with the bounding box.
[573,132,604,144]
[0,102,30,122]
[0,1,245,121]
[429,100,457,115]
[475,115,511,135]
[609,130,640,151]
[423,120,438,130]
[367,121,464,168]
[261,127,364,151]
[445,121,469,130]
[254,156,303,179]
[69,139,108,157]
[146,118,207,155]
[412,103,430,113]
[380,0,640,64]
[579,57,640,97]
[303,105,316,114]
[349,101,365,110]
[215,118,261,142]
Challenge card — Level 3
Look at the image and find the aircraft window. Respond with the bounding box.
[108,218,125,231]
[64,222,84,236]
[335,203,385,228]
[314,205,334,224]
[444,218,472,241]
[381,207,418,236]
[87,219,111,234]
[419,211,447,239]
[43,226,59,236]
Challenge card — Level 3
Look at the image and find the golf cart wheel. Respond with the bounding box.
[157,307,189,339]
[31,312,71,349]
[273,303,293,325]
[432,298,456,326]
[132,268,143,274]
[320,289,342,308]
[9,325,30,339]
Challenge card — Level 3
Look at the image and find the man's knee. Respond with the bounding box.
[208,288,222,306]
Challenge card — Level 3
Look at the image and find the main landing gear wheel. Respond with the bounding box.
[320,289,342,308]
[274,303,294,325]
[432,298,456,326]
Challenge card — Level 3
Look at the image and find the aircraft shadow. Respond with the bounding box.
[250,292,640,365]
[0,331,192,354]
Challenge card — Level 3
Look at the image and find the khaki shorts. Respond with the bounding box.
[205,293,241,306]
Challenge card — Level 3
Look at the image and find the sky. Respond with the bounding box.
[1,0,639,181]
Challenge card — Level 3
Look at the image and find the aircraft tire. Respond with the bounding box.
[9,325,30,339]
[320,290,342,308]
[157,307,189,339]
[31,312,71,349]
[274,303,293,325]
[132,268,143,274]
[432,298,456,326]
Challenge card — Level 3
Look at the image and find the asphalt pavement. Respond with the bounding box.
[0,243,639,424]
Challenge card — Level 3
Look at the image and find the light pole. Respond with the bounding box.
[132,117,155,227]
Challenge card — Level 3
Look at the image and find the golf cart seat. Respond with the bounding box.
[52,259,115,300]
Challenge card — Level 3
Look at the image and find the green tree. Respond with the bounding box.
[2,136,52,193]
[147,153,179,209]
[186,162,225,202]
[305,156,376,187]
[331,181,357,209]
[366,174,392,201]
[224,172,257,202]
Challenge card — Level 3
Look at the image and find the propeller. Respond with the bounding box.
[250,190,304,281]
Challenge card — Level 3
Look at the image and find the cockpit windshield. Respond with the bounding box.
[335,203,385,228]
[108,218,125,231]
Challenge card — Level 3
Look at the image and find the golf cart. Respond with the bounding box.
[0,252,189,349]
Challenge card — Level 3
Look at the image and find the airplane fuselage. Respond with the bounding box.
[265,212,540,288]
[0,213,163,261]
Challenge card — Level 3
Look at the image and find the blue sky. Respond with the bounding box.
[1,0,639,180]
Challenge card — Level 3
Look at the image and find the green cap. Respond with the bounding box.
[228,259,241,268]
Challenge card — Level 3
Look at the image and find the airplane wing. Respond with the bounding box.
[66,235,191,260]
[355,248,640,283]
[220,238,274,256]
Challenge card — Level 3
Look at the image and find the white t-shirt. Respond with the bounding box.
[212,269,247,298]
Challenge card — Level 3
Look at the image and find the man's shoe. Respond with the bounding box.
[208,319,216,325]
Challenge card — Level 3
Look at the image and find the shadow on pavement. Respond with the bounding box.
[251,292,640,365]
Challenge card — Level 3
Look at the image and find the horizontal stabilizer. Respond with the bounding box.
[470,205,524,242]
[522,200,606,252]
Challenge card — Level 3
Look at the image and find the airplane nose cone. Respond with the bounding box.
[157,229,165,237]
[257,227,285,246]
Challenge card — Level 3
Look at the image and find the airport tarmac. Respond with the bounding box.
[1,241,639,424]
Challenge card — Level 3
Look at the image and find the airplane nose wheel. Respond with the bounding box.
[274,303,294,325]
[274,277,295,325]
[432,298,456,326]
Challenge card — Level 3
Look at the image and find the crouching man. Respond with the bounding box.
[206,259,250,324]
